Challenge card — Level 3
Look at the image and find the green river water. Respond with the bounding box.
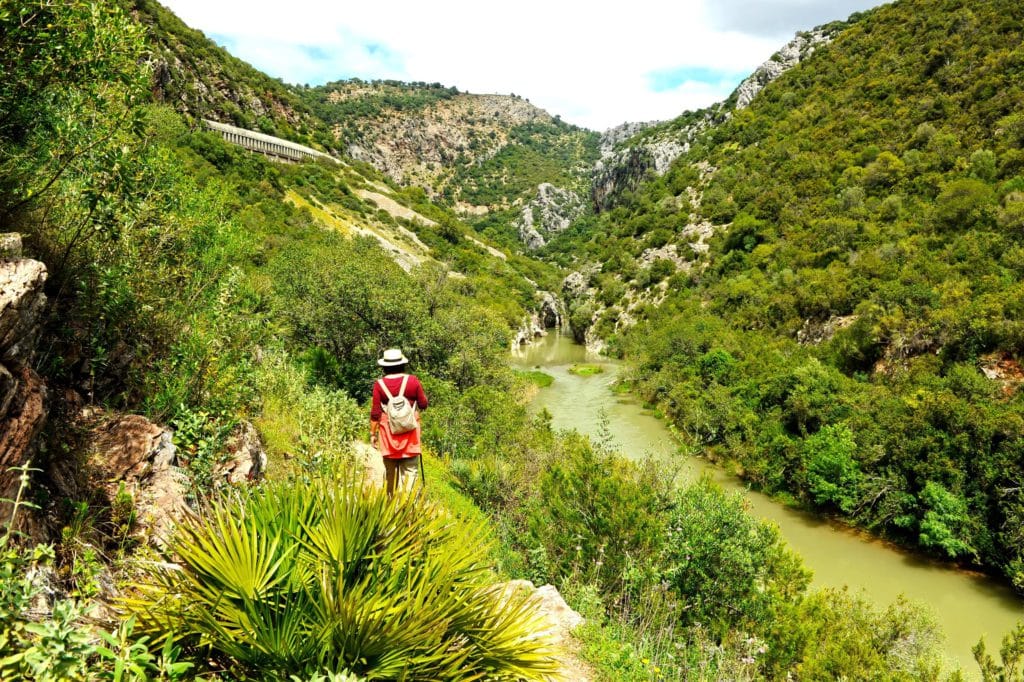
[512,332,1023,674]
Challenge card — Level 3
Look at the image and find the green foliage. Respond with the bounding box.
[0,0,148,216]
[802,424,862,513]
[568,0,1024,587]
[126,474,559,680]
[450,120,600,207]
[529,441,670,593]
[272,232,514,400]
[126,0,326,147]
[659,479,810,634]
[516,369,555,388]
[303,79,459,141]
[169,405,236,495]
[919,480,977,560]
[568,363,605,376]
[975,623,1024,682]
[771,590,946,680]
[254,350,364,474]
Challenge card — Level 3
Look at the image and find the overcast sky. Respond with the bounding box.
[161,0,883,131]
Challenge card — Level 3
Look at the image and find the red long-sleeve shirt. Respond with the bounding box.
[370,374,428,422]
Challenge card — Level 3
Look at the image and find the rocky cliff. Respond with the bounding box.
[590,27,837,212]
[516,183,586,249]
[342,92,545,189]
[310,81,600,212]
[0,236,48,529]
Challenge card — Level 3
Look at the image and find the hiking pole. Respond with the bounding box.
[419,453,426,489]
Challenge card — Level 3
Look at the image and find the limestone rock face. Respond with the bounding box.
[0,233,23,258]
[590,26,837,213]
[516,183,585,249]
[797,315,859,345]
[0,258,47,367]
[338,92,551,192]
[591,125,703,212]
[497,580,591,681]
[735,29,833,110]
[0,251,48,528]
[90,414,188,547]
[599,120,661,156]
[512,291,567,348]
[214,420,268,485]
[0,367,47,499]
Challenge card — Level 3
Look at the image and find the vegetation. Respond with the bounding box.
[447,120,600,208]
[122,0,331,149]
[566,0,1024,593]
[126,473,558,680]
[1,0,1021,678]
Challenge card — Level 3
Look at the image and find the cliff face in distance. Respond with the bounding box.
[302,80,600,216]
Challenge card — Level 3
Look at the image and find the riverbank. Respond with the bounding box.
[513,333,1024,673]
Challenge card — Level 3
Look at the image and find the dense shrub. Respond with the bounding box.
[126,474,559,679]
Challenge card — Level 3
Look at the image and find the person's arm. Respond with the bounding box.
[414,376,428,412]
[370,381,382,444]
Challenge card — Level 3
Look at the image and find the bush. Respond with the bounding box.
[126,473,559,679]
[527,438,671,594]
[659,479,810,634]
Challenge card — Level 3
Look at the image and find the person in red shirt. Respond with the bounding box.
[370,348,429,496]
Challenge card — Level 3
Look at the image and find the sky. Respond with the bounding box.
[161,0,884,131]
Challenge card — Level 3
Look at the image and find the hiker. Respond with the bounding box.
[370,348,429,496]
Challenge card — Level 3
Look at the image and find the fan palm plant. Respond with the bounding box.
[125,474,560,680]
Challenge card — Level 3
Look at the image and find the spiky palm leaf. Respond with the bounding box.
[124,473,561,680]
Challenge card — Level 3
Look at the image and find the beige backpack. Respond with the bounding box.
[378,374,418,435]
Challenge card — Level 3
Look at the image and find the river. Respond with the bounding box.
[512,333,1023,674]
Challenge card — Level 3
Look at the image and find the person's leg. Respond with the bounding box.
[383,458,398,497]
[396,456,419,494]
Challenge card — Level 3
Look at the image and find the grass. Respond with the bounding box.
[423,453,521,575]
[516,369,555,388]
[568,364,605,377]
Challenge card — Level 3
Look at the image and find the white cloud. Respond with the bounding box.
[161,0,882,130]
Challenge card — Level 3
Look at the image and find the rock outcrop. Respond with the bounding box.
[591,119,709,212]
[214,420,268,485]
[734,29,833,110]
[590,26,837,212]
[89,413,189,547]
[515,183,585,249]
[338,91,552,191]
[0,238,49,527]
[797,315,859,345]
[497,580,591,681]
[512,291,568,348]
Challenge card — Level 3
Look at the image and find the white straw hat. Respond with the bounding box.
[377,348,409,367]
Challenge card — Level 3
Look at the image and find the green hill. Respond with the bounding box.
[3,0,1022,678]
[563,0,1024,589]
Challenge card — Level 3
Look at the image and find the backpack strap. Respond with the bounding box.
[378,374,410,402]
[377,378,394,400]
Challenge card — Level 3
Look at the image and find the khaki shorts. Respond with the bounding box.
[383,456,419,496]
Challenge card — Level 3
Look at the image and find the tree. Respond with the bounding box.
[660,479,810,634]
[802,424,862,513]
[919,480,977,560]
[0,1,147,219]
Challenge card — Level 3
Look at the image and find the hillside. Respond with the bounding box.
[2,1,1022,679]
[302,80,601,247]
[121,0,339,152]
[561,0,1024,590]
